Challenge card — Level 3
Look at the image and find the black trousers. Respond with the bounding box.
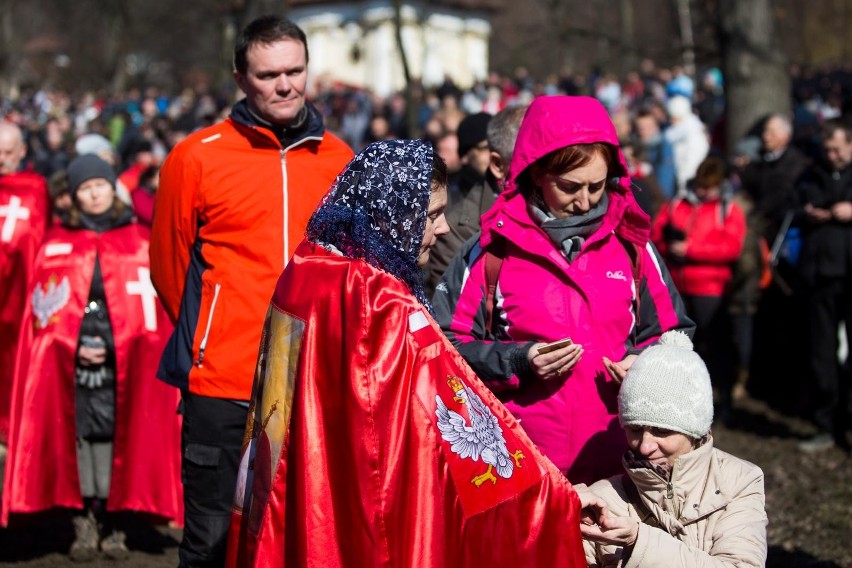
[179,391,248,568]
[683,294,737,409]
[808,275,852,436]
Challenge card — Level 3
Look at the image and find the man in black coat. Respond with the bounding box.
[736,115,809,413]
[798,118,852,453]
[741,114,809,244]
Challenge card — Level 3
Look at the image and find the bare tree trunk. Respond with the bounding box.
[620,0,637,75]
[104,1,132,93]
[674,0,695,76]
[719,0,789,155]
[393,0,418,138]
[0,0,17,98]
[221,15,238,87]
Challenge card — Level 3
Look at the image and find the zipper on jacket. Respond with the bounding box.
[281,149,289,266]
[195,283,222,367]
[666,481,674,500]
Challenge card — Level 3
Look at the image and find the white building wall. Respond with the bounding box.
[290,2,490,97]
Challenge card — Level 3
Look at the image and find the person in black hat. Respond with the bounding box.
[456,112,493,180]
[425,108,528,296]
[66,154,122,226]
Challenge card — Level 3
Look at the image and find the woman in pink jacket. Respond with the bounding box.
[433,96,693,485]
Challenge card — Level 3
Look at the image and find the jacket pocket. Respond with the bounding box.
[184,442,222,467]
[182,442,223,510]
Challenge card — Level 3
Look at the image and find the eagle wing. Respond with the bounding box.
[435,395,485,462]
[463,385,514,479]
[31,276,71,328]
[31,286,47,327]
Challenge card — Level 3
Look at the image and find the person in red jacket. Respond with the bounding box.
[150,15,353,567]
[652,156,746,422]
[2,154,182,561]
[0,121,49,453]
[130,164,159,227]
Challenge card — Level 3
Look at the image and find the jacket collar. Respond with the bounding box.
[229,98,325,150]
[480,182,643,259]
[625,437,730,532]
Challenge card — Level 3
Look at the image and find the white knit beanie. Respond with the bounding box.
[618,331,713,439]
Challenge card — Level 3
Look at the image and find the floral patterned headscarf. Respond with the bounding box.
[306,139,435,310]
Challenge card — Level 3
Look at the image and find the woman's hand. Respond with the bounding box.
[805,203,832,223]
[668,240,687,258]
[602,354,637,384]
[831,201,852,222]
[528,342,583,380]
[580,512,640,548]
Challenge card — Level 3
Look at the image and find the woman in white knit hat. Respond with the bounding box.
[577,330,768,567]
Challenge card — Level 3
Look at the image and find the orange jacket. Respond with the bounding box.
[151,104,353,400]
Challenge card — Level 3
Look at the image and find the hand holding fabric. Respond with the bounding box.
[580,510,640,548]
[577,486,609,527]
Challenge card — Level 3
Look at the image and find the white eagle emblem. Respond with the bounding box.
[31,276,71,328]
[435,379,525,487]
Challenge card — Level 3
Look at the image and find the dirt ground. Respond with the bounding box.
[1,393,850,567]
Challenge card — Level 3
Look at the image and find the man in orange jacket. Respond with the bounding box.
[150,15,353,567]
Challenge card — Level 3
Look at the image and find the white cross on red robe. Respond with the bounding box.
[0,195,31,243]
[126,267,158,332]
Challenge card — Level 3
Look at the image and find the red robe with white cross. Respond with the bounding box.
[0,171,49,444]
[1,222,183,525]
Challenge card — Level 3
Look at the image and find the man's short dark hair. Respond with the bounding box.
[431,151,448,189]
[821,118,852,143]
[234,15,308,74]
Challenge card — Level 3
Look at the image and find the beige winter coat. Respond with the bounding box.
[580,437,767,567]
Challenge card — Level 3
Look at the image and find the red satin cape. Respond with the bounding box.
[226,241,586,567]
[1,222,183,525]
[0,171,49,443]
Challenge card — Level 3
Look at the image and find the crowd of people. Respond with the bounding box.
[0,11,850,568]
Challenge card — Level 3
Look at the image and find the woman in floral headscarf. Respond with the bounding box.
[225,140,589,568]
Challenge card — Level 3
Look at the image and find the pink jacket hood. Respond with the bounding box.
[482,96,650,249]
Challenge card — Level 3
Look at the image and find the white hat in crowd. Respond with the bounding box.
[666,95,693,121]
[74,133,113,158]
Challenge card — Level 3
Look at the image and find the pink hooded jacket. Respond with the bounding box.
[433,97,693,484]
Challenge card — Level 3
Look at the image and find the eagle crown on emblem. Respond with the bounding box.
[447,375,465,403]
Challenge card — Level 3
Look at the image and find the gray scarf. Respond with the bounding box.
[528,191,609,262]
